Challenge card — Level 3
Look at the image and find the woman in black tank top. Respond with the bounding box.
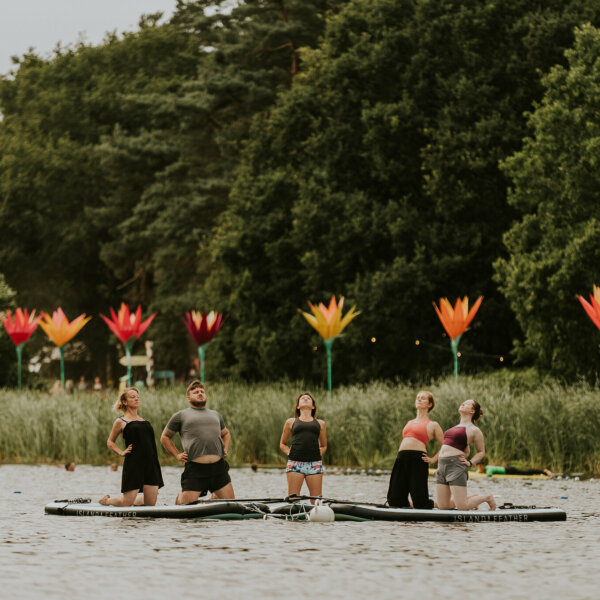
[99,387,164,506]
[279,392,327,502]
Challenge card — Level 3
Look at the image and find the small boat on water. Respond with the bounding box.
[44,497,566,523]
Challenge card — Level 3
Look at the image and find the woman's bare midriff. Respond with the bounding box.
[438,444,466,459]
[398,438,427,452]
[192,454,222,464]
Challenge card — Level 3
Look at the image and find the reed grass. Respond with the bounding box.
[1,374,598,472]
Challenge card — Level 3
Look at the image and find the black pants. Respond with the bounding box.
[386,450,433,509]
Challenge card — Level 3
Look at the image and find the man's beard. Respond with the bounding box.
[191,400,206,408]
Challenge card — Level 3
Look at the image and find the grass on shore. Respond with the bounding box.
[1,373,598,473]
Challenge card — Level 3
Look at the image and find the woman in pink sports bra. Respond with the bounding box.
[386,391,443,509]
[436,399,496,511]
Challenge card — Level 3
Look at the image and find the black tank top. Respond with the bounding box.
[288,418,321,462]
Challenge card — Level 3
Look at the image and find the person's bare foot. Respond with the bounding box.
[486,494,497,510]
[99,495,110,505]
[544,469,555,478]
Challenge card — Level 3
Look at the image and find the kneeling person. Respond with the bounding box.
[161,380,234,504]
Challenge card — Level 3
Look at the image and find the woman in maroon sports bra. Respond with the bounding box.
[436,399,496,511]
[386,391,444,509]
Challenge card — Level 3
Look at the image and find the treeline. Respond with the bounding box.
[3,0,600,385]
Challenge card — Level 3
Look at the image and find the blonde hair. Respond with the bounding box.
[113,387,140,413]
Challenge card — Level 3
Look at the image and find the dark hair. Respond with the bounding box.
[294,392,317,417]
[417,390,435,412]
[470,399,483,422]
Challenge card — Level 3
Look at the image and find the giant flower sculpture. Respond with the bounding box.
[101,303,156,386]
[1,308,41,390]
[300,295,360,400]
[577,285,600,332]
[182,311,226,383]
[40,308,91,391]
[433,296,483,379]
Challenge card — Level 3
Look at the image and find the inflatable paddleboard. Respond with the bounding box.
[45,498,566,522]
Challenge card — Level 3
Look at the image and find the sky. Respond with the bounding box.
[0,0,177,75]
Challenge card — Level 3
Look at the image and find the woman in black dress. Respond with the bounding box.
[100,387,164,506]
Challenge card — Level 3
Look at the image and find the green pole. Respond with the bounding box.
[60,346,65,392]
[451,335,461,380]
[125,338,135,386]
[324,338,335,403]
[198,344,206,383]
[16,343,23,391]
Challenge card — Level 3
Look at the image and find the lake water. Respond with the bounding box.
[0,465,596,599]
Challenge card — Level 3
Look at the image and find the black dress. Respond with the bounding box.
[121,419,164,493]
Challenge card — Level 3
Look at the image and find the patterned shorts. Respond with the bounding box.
[286,460,323,475]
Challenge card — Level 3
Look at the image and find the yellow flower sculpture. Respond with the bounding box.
[300,296,360,340]
[300,296,359,399]
[40,308,92,391]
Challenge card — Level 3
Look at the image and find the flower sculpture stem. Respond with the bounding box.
[450,335,461,380]
[59,346,65,391]
[16,344,23,390]
[324,338,335,403]
[198,344,207,383]
[125,339,134,386]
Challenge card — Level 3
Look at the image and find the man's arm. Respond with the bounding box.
[160,427,188,461]
[221,427,231,457]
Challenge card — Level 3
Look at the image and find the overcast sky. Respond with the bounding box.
[0,0,177,75]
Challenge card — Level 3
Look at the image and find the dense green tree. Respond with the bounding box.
[95,0,351,373]
[200,0,600,381]
[0,16,199,378]
[497,24,600,379]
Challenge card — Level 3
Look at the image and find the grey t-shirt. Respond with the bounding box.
[166,407,226,460]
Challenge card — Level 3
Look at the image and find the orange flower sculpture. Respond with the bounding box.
[40,308,91,391]
[1,308,41,390]
[433,296,483,378]
[300,295,359,399]
[577,285,600,330]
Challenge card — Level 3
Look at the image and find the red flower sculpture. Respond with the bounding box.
[1,308,41,346]
[182,311,226,346]
[183,311,227,383]
[100,303,156,346]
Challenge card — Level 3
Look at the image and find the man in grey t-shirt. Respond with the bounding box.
[161,380,234,504]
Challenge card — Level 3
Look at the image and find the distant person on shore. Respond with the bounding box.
[386,390,444,509]
[279,392,327,502]
[65,379,74,394]
[51,380,62,394]
[64,461,76,471]
[476,461,554,478]
[93,377,103,392]
[436,399,496,511]
[77,376,88,392]
[161,380,234,504]
[99,387,164,506]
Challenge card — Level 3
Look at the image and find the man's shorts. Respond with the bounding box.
[181,459,231,493]
[286,460,323,476]
[436,455,468,487]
